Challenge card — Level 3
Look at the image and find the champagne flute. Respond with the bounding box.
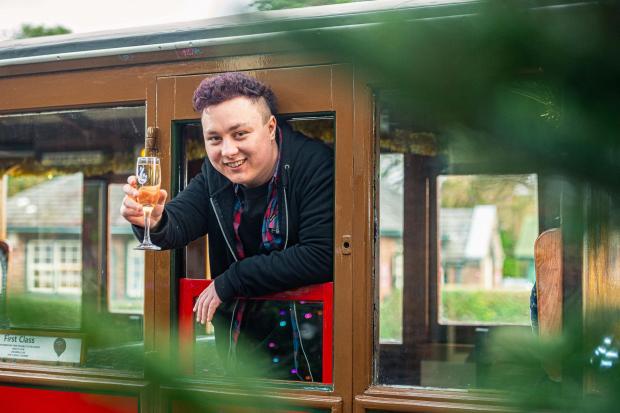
[135,156,162,250]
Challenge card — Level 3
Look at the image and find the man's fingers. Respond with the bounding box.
[207,300,219,323]
[193,286,217,324]
[195,296,205,322]
[193,289,206,313]
[158,189,168,205]
[123,197,143,212]
[122,183,139,198]
[200,296,211,324]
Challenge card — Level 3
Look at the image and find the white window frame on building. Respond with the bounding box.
[125,243,144,300]
[26,239,81,294]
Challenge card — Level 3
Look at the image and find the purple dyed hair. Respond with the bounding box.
[192,72,278,116]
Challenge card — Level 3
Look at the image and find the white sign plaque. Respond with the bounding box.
[0,332,83,365]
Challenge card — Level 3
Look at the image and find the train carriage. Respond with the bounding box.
[0,1,617,412]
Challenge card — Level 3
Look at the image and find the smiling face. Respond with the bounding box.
[202,96,278,188]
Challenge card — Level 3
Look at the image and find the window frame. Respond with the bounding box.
[26,239,82,295]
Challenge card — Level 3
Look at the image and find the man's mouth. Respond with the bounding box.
[224,159,246,169]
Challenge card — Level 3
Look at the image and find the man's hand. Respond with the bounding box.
[193,282,222,324]
[120,175,167,228]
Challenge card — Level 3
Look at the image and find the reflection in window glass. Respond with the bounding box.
[438,175,537,325]
[379,154,404,344]
[194,300,325,381]
[6,173,83,329]
[375,92,541,388]
[0,106,145,370]
[108,184,144,314]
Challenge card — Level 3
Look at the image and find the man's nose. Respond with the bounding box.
[221,138,239,157]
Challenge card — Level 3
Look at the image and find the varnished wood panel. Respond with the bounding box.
[585,191,620,313]
[355,395,512,413]
[0,52,333,114]
[351,70,374,397]
[162,385,343,413]
[169,65,334,120]
[332,64,355,412]
[535,228,563,338]
[153,76,175,360]
[0,67,147,111]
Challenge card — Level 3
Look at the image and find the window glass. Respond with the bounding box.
[438,174,537,325]
[379,153,404,344]
[108,183,144,314]
[193,300,325,381]
[0,106,145,371]
[375,92,540,388]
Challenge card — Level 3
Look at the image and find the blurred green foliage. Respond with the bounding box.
[480,310,620,413]
[15,24,71,39]
[379,288,402,342]
[295,0,620,194]
[7,175,48,197]
[252,0,361,11]
[7,294,80,329]
[442,289,530,324]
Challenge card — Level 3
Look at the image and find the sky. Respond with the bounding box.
[0,0,254,41]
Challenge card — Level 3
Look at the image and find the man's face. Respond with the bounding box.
[201,96,278,188]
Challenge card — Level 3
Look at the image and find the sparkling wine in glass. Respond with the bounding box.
[135,156,161,250]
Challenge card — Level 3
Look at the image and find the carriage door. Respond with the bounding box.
[153,65,354,412]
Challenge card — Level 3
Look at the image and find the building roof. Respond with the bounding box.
[7,173,83,231]
[440,205,498,262]
[379,180,403,237]
[6,173,132,234]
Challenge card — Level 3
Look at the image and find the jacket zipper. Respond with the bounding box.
[210,197,238,262]
[283,164,290,250]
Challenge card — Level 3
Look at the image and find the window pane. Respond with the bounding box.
[375,92,540,388]
[193,300,325,381]
[0,106,145,371]
[108,184,144,314]
[379,154,404,344]
[438,175,537,325]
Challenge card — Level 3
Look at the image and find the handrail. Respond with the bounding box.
[178,278,333,383]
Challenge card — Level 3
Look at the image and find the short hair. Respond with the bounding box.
[192,72,278,117]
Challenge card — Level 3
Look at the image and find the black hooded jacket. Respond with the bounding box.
[135,123,334,302]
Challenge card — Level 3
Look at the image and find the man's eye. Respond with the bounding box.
[207,136,221,143]
[235,131,248,138]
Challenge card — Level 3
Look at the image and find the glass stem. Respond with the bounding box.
[143,207,153,245]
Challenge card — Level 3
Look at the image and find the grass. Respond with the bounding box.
[379,288,403,342]
[441,288,531,324]
[379,287,532,341]
[6,294,81,329]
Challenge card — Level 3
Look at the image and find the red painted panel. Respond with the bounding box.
[179,279,333,383]
[0,385,138,413]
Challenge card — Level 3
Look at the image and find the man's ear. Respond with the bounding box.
[268,115,277,140]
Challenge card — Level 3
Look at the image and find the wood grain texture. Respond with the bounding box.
[535,228,563,338]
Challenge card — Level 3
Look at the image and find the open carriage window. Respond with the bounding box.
[0,106,145,371]
[176,114,334,383]
[375,91,542,388]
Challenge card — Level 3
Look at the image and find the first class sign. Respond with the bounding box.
[0,331,83,365]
